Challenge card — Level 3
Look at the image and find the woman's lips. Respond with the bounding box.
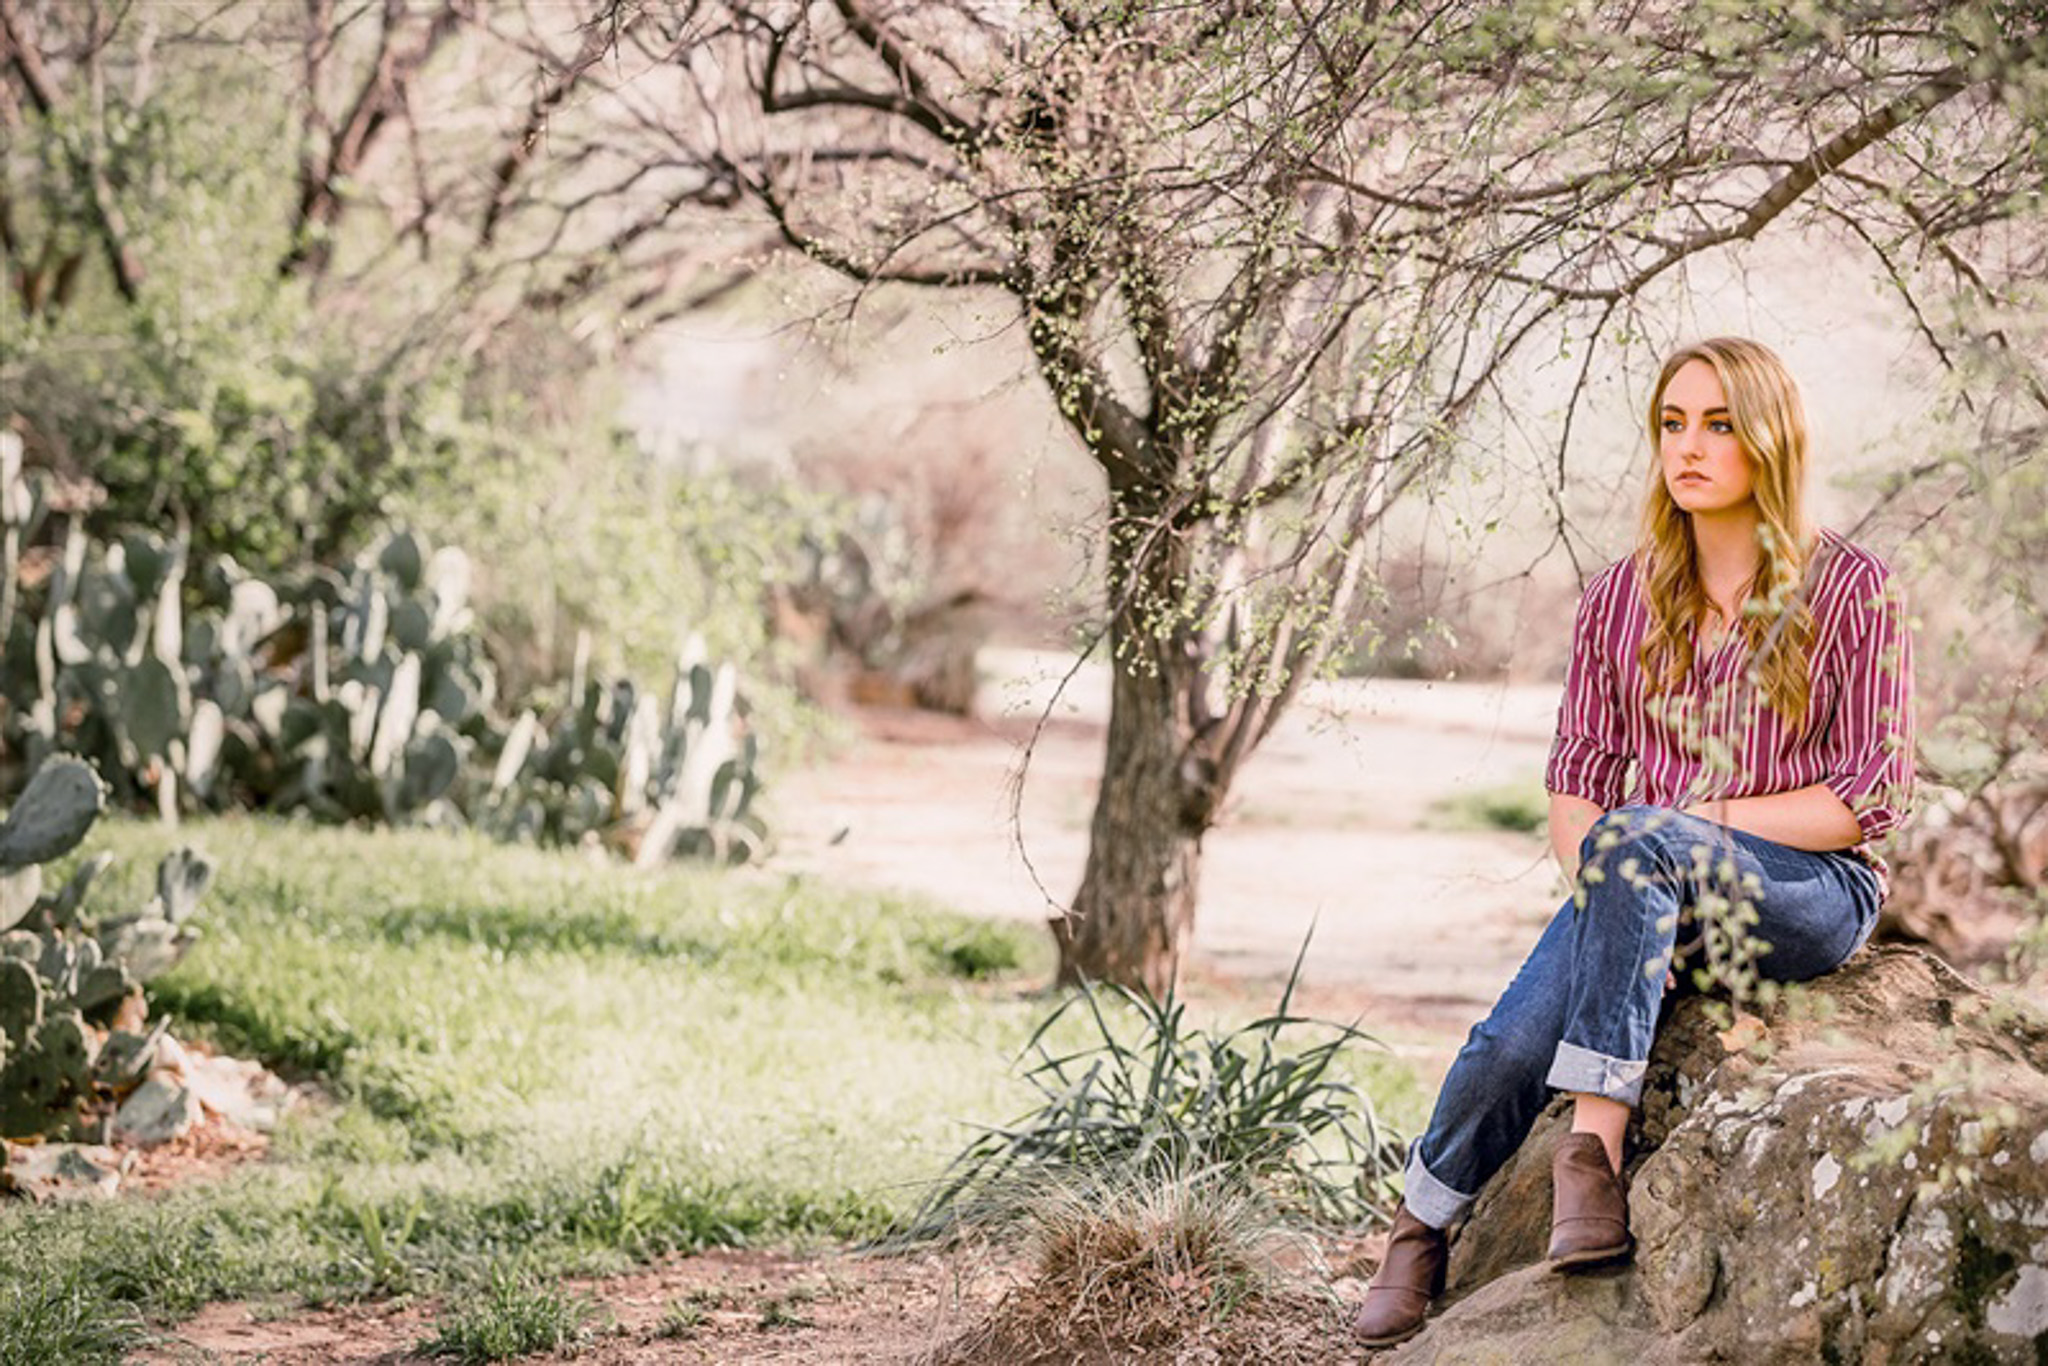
[1675,473,1709,484]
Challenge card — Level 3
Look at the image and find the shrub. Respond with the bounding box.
[897,945,1405,1242]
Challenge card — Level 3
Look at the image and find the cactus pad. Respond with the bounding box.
[122,655,185,762]
[0,958,42,1049]
[0,757,107,868]
[377,530,425,591]
[42,850,114,931]
[0,865,40,933]
[156,848,215,926]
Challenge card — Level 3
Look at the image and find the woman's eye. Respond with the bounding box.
[1662,419,1683,431]
[1709,420,1734,433]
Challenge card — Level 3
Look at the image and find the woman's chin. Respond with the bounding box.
[1670,487,1749,517]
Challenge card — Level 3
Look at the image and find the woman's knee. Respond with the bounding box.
[1455,1015,1557,1086]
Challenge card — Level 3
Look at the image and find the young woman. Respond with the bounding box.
[1351,337,1915,1347]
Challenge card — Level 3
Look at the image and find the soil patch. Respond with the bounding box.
[139,1236,1391,1365]
[139,1247,1010,1365]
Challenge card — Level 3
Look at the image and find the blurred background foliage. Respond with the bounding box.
[0,1,864,773]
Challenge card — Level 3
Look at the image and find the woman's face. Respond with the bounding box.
[1658,359,1756,517]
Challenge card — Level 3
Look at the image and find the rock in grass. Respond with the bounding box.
[111,1072,201,1147]
[1389,948,2048,1365]
[186,1052,293,1133]
[1,1141,121,1202]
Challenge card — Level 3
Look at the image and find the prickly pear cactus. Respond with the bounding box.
[88,847,213,987]
[154,848,214,927]
[0,774,215,1142]
[0,520,196,811]
[0,1007,96,1138]
[0,958,42,1051]
[0,519,769,863]
[0,866,39,935]
[41,851,113,931]
[473,629,767,864]
[0,757,106,869]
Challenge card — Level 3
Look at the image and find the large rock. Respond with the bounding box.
[1384,947,2048,1364]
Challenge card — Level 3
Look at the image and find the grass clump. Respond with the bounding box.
[419,1264,595,1363]
[899,941,1406,1243]
[653,1292,716,1339]
[1427,781,1548,834]
[917,920,1025,980]
[0,1271,143,1366]
[756,1288,816,1331]
[929,1166,1341,1366]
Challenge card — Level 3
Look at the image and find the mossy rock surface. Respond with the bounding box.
[1385,949,2048,1364]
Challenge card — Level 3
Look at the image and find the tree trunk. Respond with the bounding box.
[1053,504,1220,995]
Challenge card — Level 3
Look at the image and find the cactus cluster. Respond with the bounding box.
[0,512,196,816]
[0,755,214,1141]
[0,497,767,863]
[254,530,493,825]
[479,631,765,865]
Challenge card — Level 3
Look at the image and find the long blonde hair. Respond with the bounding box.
[1636,337,1817,728]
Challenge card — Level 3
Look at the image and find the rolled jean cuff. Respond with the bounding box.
[1545,1040,1648,1107]
[1402,1144,1475,1230]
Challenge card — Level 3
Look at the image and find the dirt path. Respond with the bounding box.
[775,647,1564,1041]
[141,1238,1387,1364]
[139,1247,1026,1365]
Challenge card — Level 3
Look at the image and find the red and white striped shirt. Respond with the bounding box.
[1545,529,1915,888]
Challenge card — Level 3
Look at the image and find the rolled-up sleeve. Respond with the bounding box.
[1820,566,1915,844]
[1546,574,1629,809]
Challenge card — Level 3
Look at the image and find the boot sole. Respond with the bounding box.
[1547,1240,1633,1271]
[1353,1319,1428,1349]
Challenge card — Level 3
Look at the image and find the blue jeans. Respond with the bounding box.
[1402,804,1881,1230]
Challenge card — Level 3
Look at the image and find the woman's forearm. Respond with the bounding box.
[1547,792,1605,881]
[1684,783,1862,851]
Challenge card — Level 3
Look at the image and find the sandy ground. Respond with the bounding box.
[134,653,1562,1363]
[775,647,1564,1039]
[137,1248,1018,1365]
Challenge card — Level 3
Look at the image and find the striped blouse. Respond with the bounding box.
[1544,529,1915,886]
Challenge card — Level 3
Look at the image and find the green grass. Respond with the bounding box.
[417,1264,596,1362]
[0,815,1425,1363]
[1425,781,1549,835]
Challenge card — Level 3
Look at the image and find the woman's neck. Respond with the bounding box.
[1689,506,1761,620]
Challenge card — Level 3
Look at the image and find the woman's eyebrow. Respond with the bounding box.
[1660,404,1731,415]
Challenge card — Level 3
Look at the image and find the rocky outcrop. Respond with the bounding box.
[1383,947,2048,1364]
[1881,777,2047,968]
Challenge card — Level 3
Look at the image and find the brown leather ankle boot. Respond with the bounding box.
[1547,1130,1633,1268]
[1351,1203,1447,1347]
